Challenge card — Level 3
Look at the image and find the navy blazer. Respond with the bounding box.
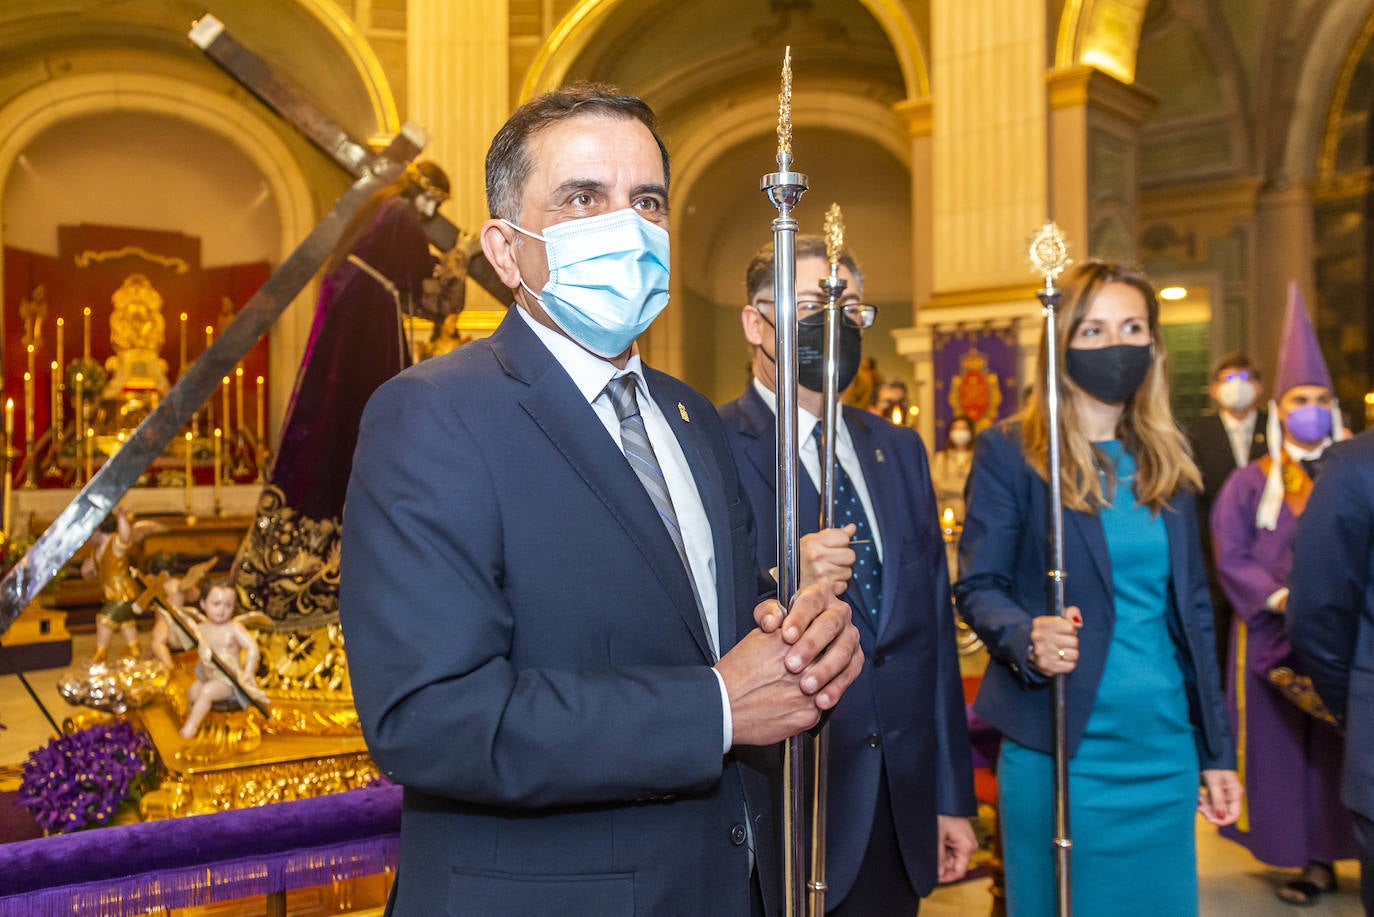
[953,422,1234,770]
[340,311,779,917]
[718,385,976,902]
[1288,429,1374,821]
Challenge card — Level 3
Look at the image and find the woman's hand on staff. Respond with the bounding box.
[1027,607,1084,675]
[1198,769,1244,825]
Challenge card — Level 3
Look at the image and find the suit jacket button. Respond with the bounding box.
[873,652,886,667]
[730,824,747,846]
[866,733,881,748]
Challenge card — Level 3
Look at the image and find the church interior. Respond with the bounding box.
[0,0,1370,913]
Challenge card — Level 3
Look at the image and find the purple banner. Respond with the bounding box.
[932,325,1020,450]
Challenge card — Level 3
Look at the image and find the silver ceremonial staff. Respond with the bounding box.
[762,46,809,917]
[808,202,847,917]
[1030,221,1074,917]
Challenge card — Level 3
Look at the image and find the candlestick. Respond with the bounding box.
[184,431,194,516]
[213,427,222,515]
[256,375,266,449]
[179,313,188,378]
[3,399,12,536]
[50,361,60,437]
[55,317,64,375]
[235,367,244,433]
[221,375,230,436]
[23,372,34,467]
[74,372,85,485]
[83,307,92,363]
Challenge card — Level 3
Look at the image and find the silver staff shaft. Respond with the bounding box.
[1038,278,1073,916]
[807,265,845,917]
[763,169,808,917]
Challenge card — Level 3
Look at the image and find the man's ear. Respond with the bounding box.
[741,305,767,348]
[479,219,522,290]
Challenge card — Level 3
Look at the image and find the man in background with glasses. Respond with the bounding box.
[1187,351,1268,671]
[718,237,977,915]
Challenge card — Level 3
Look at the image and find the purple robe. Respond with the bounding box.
[1210,460,1356,866]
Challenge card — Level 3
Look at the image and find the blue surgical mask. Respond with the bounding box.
[503,209,671,359]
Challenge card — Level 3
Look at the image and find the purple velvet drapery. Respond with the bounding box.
[0,784,401,916]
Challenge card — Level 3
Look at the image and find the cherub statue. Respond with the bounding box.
[178,579,269,739]
[82,505,167,663]
[141,556,217,669]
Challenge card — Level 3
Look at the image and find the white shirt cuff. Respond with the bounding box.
[712,667,733,753]
[1266,587,1289,611]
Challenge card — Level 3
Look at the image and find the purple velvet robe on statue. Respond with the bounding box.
[272,197,435,520]
[1210,460,1356,866]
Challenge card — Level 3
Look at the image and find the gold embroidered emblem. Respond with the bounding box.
[678,403,690,422]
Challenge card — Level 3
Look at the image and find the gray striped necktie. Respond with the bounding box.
[605,375,715,658]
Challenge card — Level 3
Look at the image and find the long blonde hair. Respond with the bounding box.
[1019,260,1200,513]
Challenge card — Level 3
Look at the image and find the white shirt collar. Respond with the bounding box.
[752,377,832,444]
[1283,438,1330,464]
[517,305,645,404]
[1218,410,1255,434]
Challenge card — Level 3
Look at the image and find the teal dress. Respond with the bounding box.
[999,441,1199,916]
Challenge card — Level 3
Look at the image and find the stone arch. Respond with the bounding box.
[519,0,930,102]
[0,72,318,428]
[294,0,401,135]
[1056,0,1150,83]
[1295,0,1374,182]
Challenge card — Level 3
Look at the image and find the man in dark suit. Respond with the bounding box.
[1187,351,1267,670]
[718,238,977,915]
[1288,428,1374,913]
[339,85,863,917]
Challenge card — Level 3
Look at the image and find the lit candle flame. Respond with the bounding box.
[942,507,955,527]
[890,406,902,425]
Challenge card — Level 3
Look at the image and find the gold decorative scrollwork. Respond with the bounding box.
[74,247,190,274]
[139,753,382,818]
[234,485,341,629]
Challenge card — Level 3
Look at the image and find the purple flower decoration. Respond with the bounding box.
[16,720,158,833]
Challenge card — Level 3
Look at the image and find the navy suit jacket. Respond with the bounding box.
[718,385,976,902]
[1288,429,1374,820]
[953,422,1234,769]
[340,311,779,917]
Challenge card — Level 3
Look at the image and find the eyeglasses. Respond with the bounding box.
[754,299,878,329]
[1220,370,1253,383]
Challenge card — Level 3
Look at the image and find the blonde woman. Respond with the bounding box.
[954,261,1242,915]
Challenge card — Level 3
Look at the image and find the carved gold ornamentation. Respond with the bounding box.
[139,752,382,818]
[1029,221,1072,285]
[777,46,794,165]
[109,274,168,353]
[234,485,342,629]
[75,247,190,274]
[823,203,845,266]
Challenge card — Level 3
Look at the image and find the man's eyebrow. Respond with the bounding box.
[632,182,668,202]
[550,178,608,200]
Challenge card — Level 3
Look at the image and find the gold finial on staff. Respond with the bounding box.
[823,203,845,266]
[777,46,794,167]
[1029,221,1072,287]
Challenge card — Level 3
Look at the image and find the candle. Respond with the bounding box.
[179,313,188,378]
[221,375,230,435]
[83,307,91,363]
[213,427,222,514]
[84,426,94,481]
[184,431,194,515]
[205,324,214,353]
[55,317,64,375]
[50,361,60,435]
[235,367,244,432]
[74,372,84,447]
[26,344,35,382]
[22,372,33,448]
[255,375,266,448]
[3,399,12,535]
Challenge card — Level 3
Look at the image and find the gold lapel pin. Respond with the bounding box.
[875,448,886,463]
[678,402,690,422]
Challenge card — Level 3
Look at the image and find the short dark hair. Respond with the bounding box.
[485,82,670,221]
[745,235,865,302]
[1211,351,1260,382]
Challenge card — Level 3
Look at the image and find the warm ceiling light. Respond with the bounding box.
[1159,286,1188,300]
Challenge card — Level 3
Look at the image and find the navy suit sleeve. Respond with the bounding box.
[340,375,725,808]
[1287,443,1370,722]
[953,426,1046,685]
[905,431,978,817]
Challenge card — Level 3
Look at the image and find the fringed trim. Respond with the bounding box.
[0,834,398,917]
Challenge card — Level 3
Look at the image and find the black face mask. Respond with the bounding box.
[760,314,863,393]
[1065,344,1152,404]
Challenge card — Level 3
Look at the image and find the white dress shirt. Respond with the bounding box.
[1219,410,1257,469]
[518,308,733,751]
[752,378,884,560]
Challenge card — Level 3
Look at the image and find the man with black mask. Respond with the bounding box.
[718,237,978,916]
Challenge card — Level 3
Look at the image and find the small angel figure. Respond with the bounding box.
[178,580,269,739]
[143,556,217,669]
[83,505,167,663]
